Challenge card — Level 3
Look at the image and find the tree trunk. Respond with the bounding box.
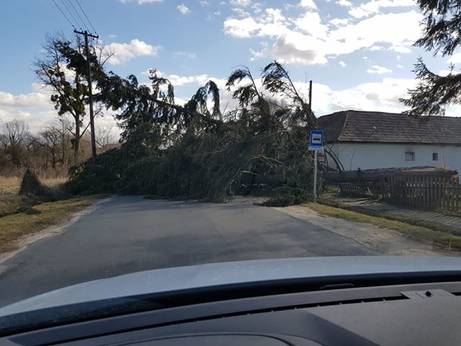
[51,149,57,169]
[73,116,80,164]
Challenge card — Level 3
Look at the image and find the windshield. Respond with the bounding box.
[1,0,461,322]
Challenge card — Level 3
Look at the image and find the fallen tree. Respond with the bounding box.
[53,38,318,204]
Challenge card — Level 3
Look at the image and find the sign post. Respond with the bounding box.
[309,130,324,202]
[314,150,318,201]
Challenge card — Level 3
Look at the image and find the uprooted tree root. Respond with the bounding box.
[19,168,67,202]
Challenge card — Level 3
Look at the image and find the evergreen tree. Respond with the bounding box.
[402,0,461,115]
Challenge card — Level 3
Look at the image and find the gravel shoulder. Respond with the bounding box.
[275,205,449,256]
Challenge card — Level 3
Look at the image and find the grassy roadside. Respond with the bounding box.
[304,202,461,251]
[0,195,101,254]
[0,175,102,255]
[0,176,67,195]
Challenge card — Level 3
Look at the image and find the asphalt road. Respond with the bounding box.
[0,196,375,307]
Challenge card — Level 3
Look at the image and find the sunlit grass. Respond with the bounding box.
[0,196,100,254]
[304,202,461,252]
[0,177,21,195]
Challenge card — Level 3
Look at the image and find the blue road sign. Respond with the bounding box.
[309,129,324,151]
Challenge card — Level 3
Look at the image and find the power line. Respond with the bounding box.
[51,0,77,30]
[60,0,85,30]
[63,0,88,31]
[74,0,98,34]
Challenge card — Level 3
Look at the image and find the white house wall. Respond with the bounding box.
[328,143,461,174]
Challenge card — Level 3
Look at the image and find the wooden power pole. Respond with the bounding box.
[74,30,99,158]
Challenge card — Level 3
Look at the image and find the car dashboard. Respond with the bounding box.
[3,280,461,346]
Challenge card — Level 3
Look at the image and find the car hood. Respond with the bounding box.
[1,256,461,317]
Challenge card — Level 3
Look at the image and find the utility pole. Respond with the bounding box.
[74,30,99,158]
[313,149,318,202]
[309,80,316,202]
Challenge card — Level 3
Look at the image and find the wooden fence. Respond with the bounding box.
[338,174,461,214]
[379,175,461,213]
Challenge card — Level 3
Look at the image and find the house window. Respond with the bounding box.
[433,153,439,161]
[405,151,415,161]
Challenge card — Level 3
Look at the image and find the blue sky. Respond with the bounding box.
[0,0,458,134]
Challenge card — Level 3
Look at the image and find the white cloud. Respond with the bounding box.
[166,74,210,87]
[0,88,56,134]
[299,0,317,10]
[147,71,227,89]
[176,4,190,15]
[329,18,349,27]
[224,17,260,38]
[232,7,250,17]
[339,60,346,67]
[0,91,51,109]
[200,0,209,6]
[0,87,121,137]
[367,65,393,74]
[119,0,163,4]
[348,0,415,19]
[230,0,252,7]
[438,69,453,76]
[253,32,328,65]
[295,11,328,38]
[449,52,461,65]
[310,78,417,116]
[336,0,352,7]
[224,8,290,38]
[328,11,422,56]
[224,5,422,65]
[105,39,158,65]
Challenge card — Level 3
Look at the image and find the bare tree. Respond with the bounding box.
[95,125,115,149]
[2,120,30,167]
[39,127,61,169]
[56,117,74,165]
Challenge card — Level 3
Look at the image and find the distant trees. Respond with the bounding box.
[1,120,30,168]
[403,0,461,115]
[0,118,113,177]
[95,125,114,149]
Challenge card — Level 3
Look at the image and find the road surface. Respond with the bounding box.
[0,196,436,306]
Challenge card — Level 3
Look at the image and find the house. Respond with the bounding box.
[318,110,461,174]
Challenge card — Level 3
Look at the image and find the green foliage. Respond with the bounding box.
[403,0,461,115]
[35,36,105,163]
[402,58,461,116]
[416,0,461,56]
[68,146,138,194]
[67,59,316,205]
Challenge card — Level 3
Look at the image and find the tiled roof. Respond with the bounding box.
[318,110,461,144]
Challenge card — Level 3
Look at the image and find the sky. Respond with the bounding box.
[0,0,459,137]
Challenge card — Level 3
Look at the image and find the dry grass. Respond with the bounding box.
[0,195,100,254]
[0,175,69,217]
[304,202,461,251]
[0,175,101,255]
[0,176,67,195]
[0,177,21,195]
